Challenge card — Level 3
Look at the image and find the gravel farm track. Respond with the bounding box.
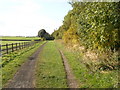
[5,42,47,88]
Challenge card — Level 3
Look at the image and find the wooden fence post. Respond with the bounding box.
[29,42,30,46]
[0,44,1,56]
[27,42,28,47]
[26,42,27,47]
[16,43,17,50]
[28,42,30,47]
[22,43,23,48]
[32,42,34,46]
[19,43,21,49]
[1,41,37,55]
[23,42,25,48]
[24,42,26,47]
[23,42,24,48]
[0,44,1,52]
[6,44,8,54]
[12,43,14,52]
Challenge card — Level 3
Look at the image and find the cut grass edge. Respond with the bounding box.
[35,41,68,88]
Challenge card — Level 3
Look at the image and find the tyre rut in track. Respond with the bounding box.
[59,50,79,88]
[5,42,47,88]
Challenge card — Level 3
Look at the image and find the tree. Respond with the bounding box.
[52,2,120,51]
[38,29,54,40]
[38,29,46,38]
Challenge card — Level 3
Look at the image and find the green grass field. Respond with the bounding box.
[1,41,30,45]
[0,36,40,40]
[0,36,41,45]
[2,41,45,87]
[36,41,67,88]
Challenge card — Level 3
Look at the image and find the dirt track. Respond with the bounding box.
[59,50,79,88]
[5,42,47,88]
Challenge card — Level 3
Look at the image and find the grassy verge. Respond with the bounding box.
[2,41,45,87]
[35,41,67,88]
[55,40,118,88]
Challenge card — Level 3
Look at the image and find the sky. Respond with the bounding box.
[0,0,72,36]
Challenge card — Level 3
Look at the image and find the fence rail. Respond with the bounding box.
[0,41,39,56]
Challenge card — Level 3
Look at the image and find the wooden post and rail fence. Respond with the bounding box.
[0,41,39,56]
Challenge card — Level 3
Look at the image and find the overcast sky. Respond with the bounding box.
[0,0,72,36]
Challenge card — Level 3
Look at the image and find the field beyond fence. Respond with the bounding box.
[0,39,41,41]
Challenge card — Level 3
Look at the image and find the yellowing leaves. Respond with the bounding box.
[63,25,79,46]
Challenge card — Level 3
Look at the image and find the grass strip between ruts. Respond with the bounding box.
[36,41,67,88]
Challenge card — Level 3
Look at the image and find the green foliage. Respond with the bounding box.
[76,2,120,51]
[51,2,119,88]
[51,10,73,39]
[38,29,46,37]
[52,2,120,51]
[63,24,79,46]
[51,29,62,39]
[38,29,54,40]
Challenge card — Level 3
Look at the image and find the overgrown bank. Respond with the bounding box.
[52,2,119,77]
[55,40,119,88]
